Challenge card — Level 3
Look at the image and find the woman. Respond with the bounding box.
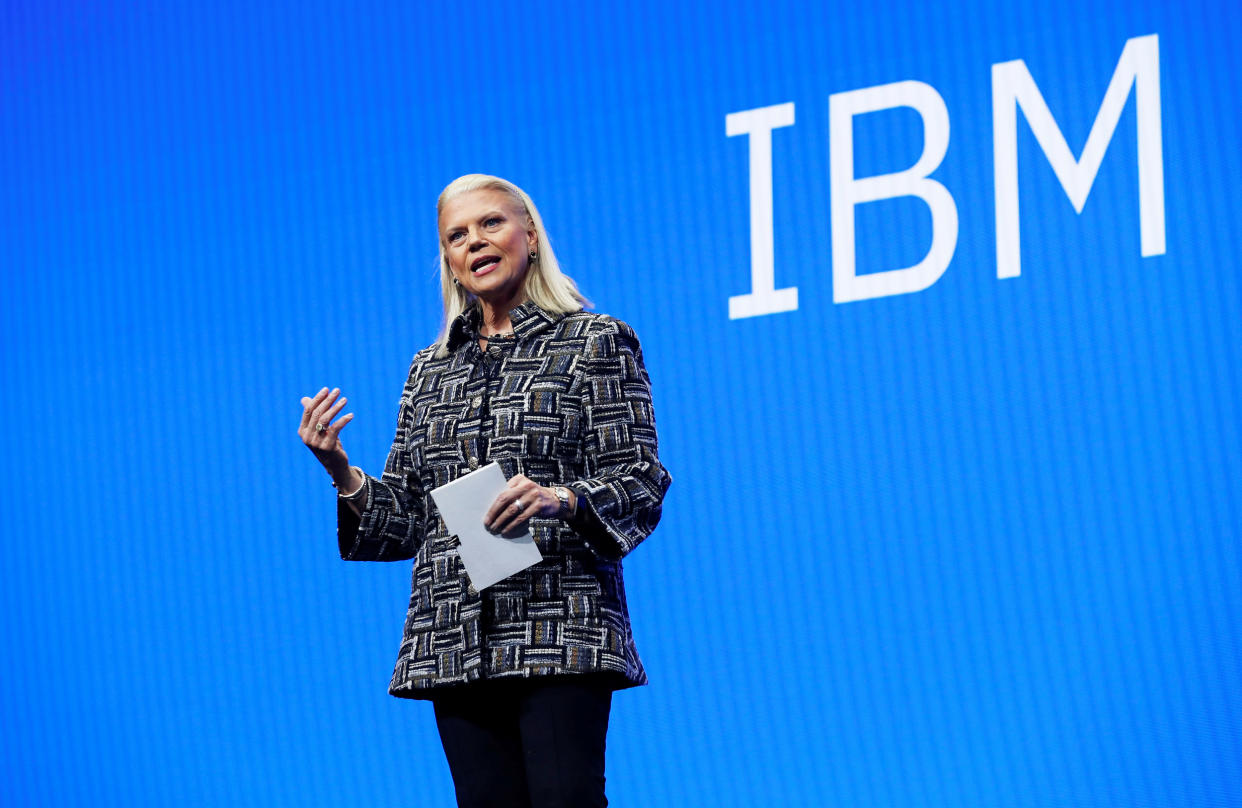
[298,174,671,808]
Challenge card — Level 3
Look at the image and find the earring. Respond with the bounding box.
[529,251,538,262]
[452,277,461,287]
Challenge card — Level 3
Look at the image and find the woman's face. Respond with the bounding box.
[439,188,538,308]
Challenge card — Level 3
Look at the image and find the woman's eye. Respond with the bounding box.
[485,217,502,228]
[448,231,466,244]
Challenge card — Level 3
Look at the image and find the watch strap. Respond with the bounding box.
[553,486,572,518]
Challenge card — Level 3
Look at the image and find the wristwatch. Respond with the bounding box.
[553,486,573,518]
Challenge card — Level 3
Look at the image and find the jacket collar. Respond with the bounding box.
[446,301,562,352]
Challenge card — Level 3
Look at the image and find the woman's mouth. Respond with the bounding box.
[471,256,501,275]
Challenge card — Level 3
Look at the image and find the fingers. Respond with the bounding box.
[484,474,527,525]
[489,497,531,535]
[485,476,555,535]
[323,394,348,424]
[310,388,341,426]
[300,387,329,428]
[298,388,353,448]
[328,411,354,436]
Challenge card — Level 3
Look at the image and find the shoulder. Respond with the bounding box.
[409,344,439,371]
[556,310,643,346]
[401,344,446,384]
[413,343,439,364]
[394,344,456,412]
[554,311,651,369]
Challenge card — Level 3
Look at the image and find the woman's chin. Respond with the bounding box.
[471,281,524,309]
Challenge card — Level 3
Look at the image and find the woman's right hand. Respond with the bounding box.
[299,387,357,487]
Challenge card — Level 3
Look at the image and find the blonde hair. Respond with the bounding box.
[432,174,589,357]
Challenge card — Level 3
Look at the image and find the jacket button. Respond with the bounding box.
[468,456,479,470]
[472,396,482,408]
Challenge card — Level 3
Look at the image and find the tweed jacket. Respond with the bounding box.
[337,302,671,699]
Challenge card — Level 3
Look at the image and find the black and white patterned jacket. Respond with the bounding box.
[337,302,671,699]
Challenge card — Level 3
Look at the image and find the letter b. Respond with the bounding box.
[829,81,958,303]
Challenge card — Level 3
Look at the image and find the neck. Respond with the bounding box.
[478,293,525,335]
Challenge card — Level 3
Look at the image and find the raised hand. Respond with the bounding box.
[298,387,356,484]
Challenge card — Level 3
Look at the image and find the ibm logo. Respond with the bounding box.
[726,34,1165,318]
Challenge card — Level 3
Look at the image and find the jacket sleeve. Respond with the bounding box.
[567,320,672,560]
[337,357,426,562]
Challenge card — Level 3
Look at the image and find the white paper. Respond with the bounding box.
[429,462,543,591]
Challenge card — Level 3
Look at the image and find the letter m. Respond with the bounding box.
[992,34,1164,278]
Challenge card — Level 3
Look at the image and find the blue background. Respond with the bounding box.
[3,1,1240,805]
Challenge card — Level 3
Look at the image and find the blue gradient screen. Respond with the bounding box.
[4,1,1241,805]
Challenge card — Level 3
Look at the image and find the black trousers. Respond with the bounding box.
[432,677,613,808]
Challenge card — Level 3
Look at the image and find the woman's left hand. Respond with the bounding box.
[485,474,560,535]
